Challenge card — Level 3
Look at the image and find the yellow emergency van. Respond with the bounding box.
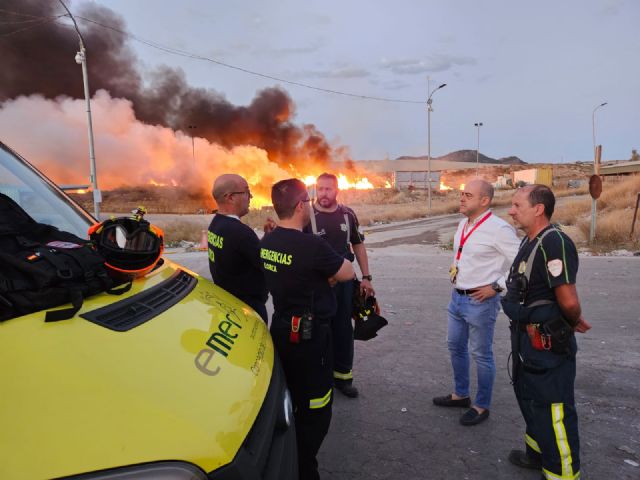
[0,141,296,479]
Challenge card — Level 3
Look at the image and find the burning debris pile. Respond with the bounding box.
[0,0,383,209]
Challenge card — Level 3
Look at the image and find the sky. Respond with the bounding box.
[17,0,640,164]
[89,0,639,164]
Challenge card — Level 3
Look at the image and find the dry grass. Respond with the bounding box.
[160,219,206,244]
[552,174,640,249]
[85,174,639,252]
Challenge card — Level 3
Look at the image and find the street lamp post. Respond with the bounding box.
[426,83,447,210]
[474,122,483,176]
[590,102,607,243]
[187,125,197,162]
[58,0,100,219]
[592,102,607,160]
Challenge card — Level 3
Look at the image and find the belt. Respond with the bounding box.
[454,288,478,295]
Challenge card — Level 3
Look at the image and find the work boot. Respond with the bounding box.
[335,379,359,398]
[508,449,542,470]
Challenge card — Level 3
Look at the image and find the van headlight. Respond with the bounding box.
[64,462,208,479]
[276,388,293,430]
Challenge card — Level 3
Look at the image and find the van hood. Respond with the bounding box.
[0,259,273,479]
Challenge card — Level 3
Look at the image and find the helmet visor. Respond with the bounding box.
[102,224,159,252]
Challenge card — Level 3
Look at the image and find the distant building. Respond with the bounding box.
[393,171,440,190]
[512,167,553,187]
[599,160,640,176]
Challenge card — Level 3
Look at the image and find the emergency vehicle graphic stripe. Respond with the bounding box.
[525,433,541,453]
[551,403,576,479]
[309,388,332,409]
[333,370,353,380]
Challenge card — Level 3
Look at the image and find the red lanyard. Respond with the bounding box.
[455,211,492,261]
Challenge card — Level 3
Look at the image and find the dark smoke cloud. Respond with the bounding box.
[0,0,335,167]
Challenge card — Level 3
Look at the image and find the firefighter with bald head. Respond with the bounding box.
[261,178,354,480]
[208,173,268,322]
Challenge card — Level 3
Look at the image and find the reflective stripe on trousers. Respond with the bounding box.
[309,388,332,409]
[333,370,353,381]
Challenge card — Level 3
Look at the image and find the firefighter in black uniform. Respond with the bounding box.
[261,178,354,480]
[304,172,374,398]
[502,185,591,480]
[208,174,268,322]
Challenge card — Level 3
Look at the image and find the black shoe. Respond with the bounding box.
[508,449,542,470]
[459,407,490,426]
[432,394,471,408]
[335,381,359,398]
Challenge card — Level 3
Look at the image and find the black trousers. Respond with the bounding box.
[512,329,581,479]
[331,280,355,382]
[271,319,333,480]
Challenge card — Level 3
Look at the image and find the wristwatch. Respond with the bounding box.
[491,281,503,293]
[362,275,373,281]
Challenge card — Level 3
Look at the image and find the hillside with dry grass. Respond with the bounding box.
[70,165,639,252]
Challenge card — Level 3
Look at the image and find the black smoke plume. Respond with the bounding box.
[0,0,333,167]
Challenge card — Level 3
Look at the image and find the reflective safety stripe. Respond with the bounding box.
[309,388,332,409]
[333,370,353,380]
[542,468,580,480]
[551,403,575,479]
[525,433,542,453]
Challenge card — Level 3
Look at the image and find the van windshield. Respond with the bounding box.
[0,143,94,238]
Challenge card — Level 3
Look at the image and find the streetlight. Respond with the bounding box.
[58,0,100,220]
[474,122,483,176]
[592,102,607,160]
[187,125,197,162]
[426,82,447,210]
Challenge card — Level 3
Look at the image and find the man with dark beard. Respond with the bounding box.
[304,172,373,398]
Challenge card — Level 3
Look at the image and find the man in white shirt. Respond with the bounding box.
[433,179,520,426]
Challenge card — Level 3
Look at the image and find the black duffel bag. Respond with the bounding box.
[0,193,116,322]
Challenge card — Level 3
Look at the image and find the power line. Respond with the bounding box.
[0,5,428,104]
[0,15,65,38]
[67,15,427,105]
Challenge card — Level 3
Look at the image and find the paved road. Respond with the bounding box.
[170,214,640,480]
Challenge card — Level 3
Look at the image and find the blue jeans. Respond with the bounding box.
[447,290,501,409]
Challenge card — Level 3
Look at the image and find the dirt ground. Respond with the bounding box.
[170,213,640,480]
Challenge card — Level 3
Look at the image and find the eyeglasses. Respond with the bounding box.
[229,191,253,198]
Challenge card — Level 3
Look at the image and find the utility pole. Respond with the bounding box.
[474,122,483,177]
[188,125,197,162]
[59,0,100,219]
[589,145,602,243]
[426,79,447,210]
[590,102,607,243]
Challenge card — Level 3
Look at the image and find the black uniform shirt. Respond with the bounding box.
[208,214,267,306]
[505,225,579,306]
[303,205,364,259]
[260,226,344,320]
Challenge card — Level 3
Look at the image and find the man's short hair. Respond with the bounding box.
[271,178,307,219]
[525,184,555,219]
[317,172,338,186]
[479,181,494,201]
